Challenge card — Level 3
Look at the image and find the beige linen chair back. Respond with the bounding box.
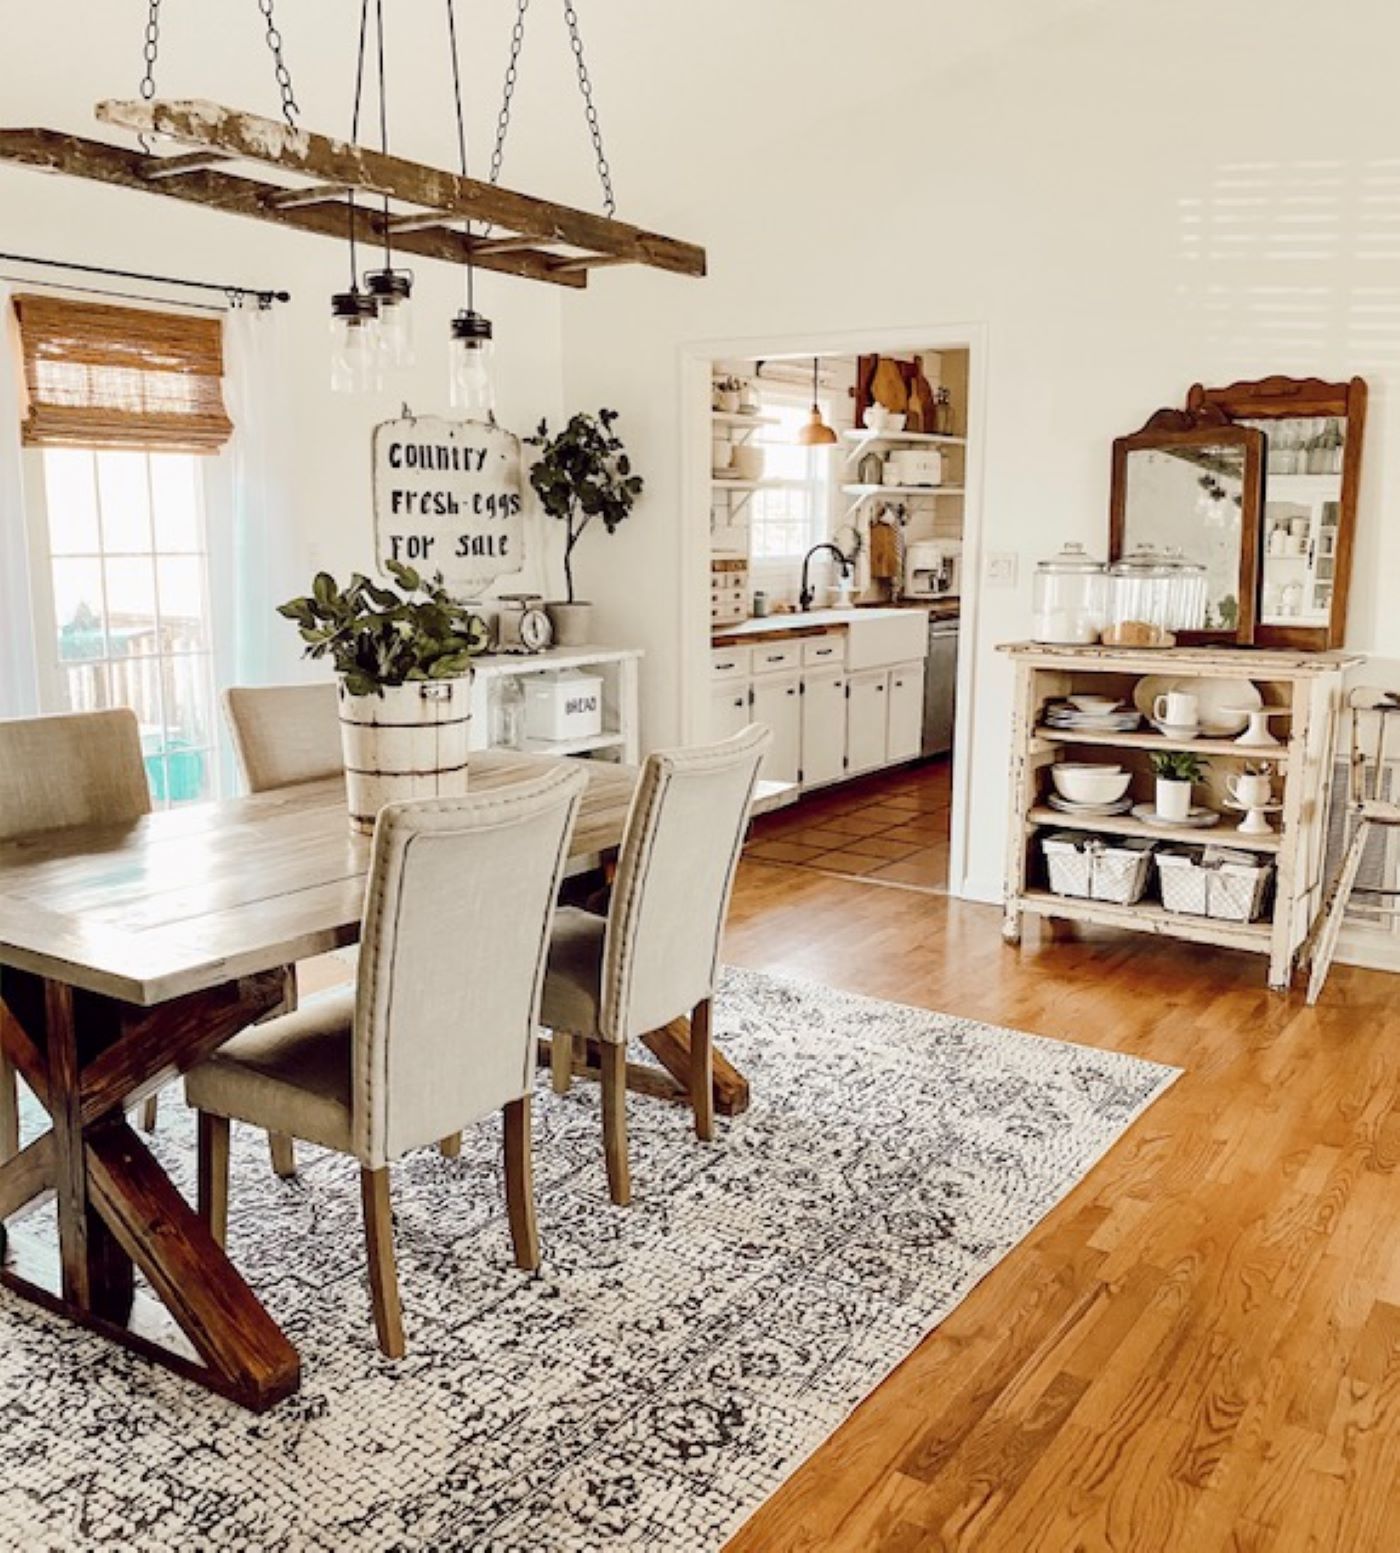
[224,683,343,793]
[0,708,151,840]
[600,724,770,1043]
[353,762,587,1167]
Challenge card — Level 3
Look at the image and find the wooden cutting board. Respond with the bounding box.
[869,518,900,582]
[908,355,937,433]
[871,356,909,413]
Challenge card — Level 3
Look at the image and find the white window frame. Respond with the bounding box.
[22,444,229,806]
[746,385,836,581]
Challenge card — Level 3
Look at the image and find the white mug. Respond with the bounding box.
[1228,772,1272,808]
[1153,691,1200,729]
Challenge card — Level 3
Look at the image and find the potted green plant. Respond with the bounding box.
[1150,750,1208,823]
[278,561,486,832]
[527,408,643,647]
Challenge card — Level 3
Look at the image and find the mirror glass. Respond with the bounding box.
[1120,441,1249,634]
[1239,415,1346,629]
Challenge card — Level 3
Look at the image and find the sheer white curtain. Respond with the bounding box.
[0,282,40,717]
[219,302,301,688]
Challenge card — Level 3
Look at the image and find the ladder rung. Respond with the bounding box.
[141,151,234,180]
[264,183,354,210]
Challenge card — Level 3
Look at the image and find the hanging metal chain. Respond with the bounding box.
[489,0,530,188]
[137,0,162,153]
[257,0,301,127]
[563,0,616,217]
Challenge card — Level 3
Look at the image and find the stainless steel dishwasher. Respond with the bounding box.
[922,615,960,756]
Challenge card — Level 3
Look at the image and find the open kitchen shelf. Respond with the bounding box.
[522,730,627,758]
[1026,805,1282,853]
[1035,727,1291,762]
[712,411,779,428]
[1017,889,1273,948]
[841,428,966,447]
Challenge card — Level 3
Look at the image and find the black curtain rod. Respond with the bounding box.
[0,251,290,307]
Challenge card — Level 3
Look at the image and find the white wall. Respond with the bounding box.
[555,0,1400,899]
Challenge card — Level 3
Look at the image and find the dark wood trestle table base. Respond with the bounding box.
[0,753,786,1411]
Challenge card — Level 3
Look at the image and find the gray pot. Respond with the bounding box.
[546,601,593,646]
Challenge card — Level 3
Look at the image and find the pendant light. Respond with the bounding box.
[360,0,415,369]
[797,356,837,446]
[329,0,382,394]
[444,0,493,417]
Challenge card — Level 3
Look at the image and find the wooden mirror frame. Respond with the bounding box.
[1110,408,1264,646]
[1186,375,1367,651]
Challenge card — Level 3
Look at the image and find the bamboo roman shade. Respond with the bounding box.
[12,294,233,452]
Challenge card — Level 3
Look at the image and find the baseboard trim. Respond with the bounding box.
[1335,928,1400,975]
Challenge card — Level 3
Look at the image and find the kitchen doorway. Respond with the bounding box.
[683,327,985,898]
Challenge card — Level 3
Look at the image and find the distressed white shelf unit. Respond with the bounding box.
[468,645,642,764]
[999,641,1361,990]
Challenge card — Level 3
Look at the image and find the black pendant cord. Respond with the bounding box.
[0,251,288,309]
[347,0,372,291]
[446,0,476,315]
[375,0,393,274]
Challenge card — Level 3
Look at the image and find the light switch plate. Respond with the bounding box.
[985,551,1019,587]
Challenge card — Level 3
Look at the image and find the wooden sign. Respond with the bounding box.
[372,415,525,592]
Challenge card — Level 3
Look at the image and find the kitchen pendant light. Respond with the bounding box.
[448,308,495,418]
[797,356,837,446]
[365,266,414,368]
[329,287,382,395]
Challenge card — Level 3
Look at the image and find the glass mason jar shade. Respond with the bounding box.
[1031,542,1107,644]
[365,269,414,369]
[329,290,382,395]
[448,310,495,419]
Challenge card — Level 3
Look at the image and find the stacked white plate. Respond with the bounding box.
[1046,793,1134,817]
[1043,698,1142,733]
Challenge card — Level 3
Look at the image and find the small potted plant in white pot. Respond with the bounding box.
[1150,750,1208,823]
[528,408,643,647]
[278,561,486,833]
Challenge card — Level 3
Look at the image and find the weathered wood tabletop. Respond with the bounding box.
[0,752,786,1410]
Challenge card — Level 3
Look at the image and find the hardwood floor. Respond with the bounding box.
[720,853,1400,1553]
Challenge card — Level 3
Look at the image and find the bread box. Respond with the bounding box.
[524,670,604,743]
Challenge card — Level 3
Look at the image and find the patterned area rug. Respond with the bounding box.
[0,969,1178,1552]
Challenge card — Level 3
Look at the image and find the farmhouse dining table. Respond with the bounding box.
[0,752,788,1411]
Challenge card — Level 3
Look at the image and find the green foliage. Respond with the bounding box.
[527,407,643,602]
[1150,750,1208,782]
[277,560,486,697]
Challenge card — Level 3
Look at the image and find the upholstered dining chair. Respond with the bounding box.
[223,681,346,1177]
[224,682,343,794]
[541,724,770,1207]
[185,763,588,1358]
[0,709,153,1159]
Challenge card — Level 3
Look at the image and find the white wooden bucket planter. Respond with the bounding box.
[338,677,472,833]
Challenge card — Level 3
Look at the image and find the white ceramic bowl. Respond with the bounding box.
[730,443,765,481]
[886,412,907,431]
[1067,694,1120,715]
[1051,764,1132,805]
[863,406,890,431]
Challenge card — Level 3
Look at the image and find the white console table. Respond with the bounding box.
[999,642,1361,990]
[468,645,642,763]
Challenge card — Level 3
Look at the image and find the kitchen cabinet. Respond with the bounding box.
[887,663,925,763]
[800,668,847,787]
[846,670,889,775]
[710,680,752,742]
[751,671,802,784]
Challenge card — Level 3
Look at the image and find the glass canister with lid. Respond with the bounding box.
[1031,542,1108,644]
[1106,545,1208,642]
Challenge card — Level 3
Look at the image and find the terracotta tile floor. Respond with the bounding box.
[746,758,953,892]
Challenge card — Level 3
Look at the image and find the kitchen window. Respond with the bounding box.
[747,394,834,564]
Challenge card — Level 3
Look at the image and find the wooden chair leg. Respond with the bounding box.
[1307,820,1370,1005]
[438,1134,462,1159]
[503,1095,540,1270]
[601,1041,632,1207]
[690,998,715,1143]
[267,1132,297,1178]
[0,1048,18,1163]
[196,1112,230,1248]
[360,1166,405,1359]
[140,1094,159,1133]
[551,1029,574,1095]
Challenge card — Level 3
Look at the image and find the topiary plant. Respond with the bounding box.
[278,560,487,697]
[527,408,643,604]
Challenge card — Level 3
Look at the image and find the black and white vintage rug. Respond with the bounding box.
[0,969,1178,1552]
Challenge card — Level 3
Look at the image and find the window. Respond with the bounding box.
[748,395,833,563]
[27,446,219,805]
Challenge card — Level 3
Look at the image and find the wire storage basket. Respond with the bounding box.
[1042,833,1155,905]
[1156,846,1273,923]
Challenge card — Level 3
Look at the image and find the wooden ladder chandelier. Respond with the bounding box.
[0,1,705,311]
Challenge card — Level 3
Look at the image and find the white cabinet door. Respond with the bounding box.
[800,668,847,788]
[886,662,925,764]
[709,680,752,742]
[846,670,889,776]
[750,672,802,784]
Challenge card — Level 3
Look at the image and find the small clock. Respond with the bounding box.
[495,594,554,655]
